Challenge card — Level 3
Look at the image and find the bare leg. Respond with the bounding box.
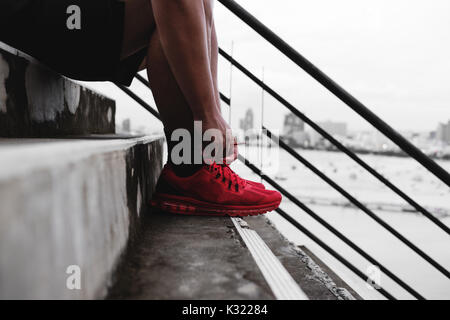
[210,20,222,114]
[210,19,238,159]
[121,0,235,163]
[119,1,282,213]
[147,4,235,163]
[150,0,234,160]
[146,32,194,134]
[150,0,216,119]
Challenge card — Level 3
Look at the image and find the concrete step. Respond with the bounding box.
[0,42,115,137]
[0,40,357,299]
[107,210,360,300]
[0,135,164,299]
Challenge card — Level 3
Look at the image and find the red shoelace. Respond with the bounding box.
[208,162,246,191]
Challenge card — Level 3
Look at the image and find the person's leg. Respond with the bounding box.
[121,0,234,163]
[120,0,281,216]
[146,2,234,171]
[120,0,195,170]
[146,0,221,130]
[150,0,234,161]
[120,0,155,60]
[146,31,195,142]
[201,0,220,114]
[210,18,239,160]
[149,0,215,119]
[210,20,222,115]
[120,0,210,175]
[147,31,207,176]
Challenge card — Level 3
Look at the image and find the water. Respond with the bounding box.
[233,146,450,299]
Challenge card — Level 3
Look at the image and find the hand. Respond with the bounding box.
[200,113,238,164]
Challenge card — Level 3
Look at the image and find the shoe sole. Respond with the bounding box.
[151,194,281,217]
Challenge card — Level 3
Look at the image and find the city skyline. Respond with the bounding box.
[232,108,450,159]
[215,0,450,133]
[237,107,450,135]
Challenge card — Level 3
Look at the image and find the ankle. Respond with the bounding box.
[170,163,203,177]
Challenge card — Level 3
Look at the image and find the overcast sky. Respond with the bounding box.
[87,0,450,134]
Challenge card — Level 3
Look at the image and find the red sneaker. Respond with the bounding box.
[151,163,282,216]
[221,164,265,189]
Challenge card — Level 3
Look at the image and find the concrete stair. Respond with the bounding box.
[0,42,115,137]
[0,136,357,300]
[0,42,165,299]
[0,136,164,299]
[0,42,358,300]
[107,212,359,300]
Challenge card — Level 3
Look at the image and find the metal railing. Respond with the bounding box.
[214,54,450,281]
[115,0,450,300]
[217,0,450,189]
[131,66,448,299]
[218,48,450,236]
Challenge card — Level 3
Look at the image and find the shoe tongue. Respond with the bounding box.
[204,162,246,189]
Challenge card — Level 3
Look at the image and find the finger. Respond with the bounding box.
[224,134,234,155]
[224,144,238,164]
[224,154,236,164]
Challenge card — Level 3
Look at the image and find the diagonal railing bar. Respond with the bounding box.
[238,155,396,300]
[275,207,394,300]
[116,84,161,121]
[135,73,155,94]
[220,92,231,106]
[262,127,450,280]
[218,48,450,237]
[218,0,450,188]
[135,73,149,86]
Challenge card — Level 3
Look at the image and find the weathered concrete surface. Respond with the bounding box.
[0,42,115,137]
[0,135,164,299]
[108,212,359,300]
[107,212,274,300]
[245,216,361,300]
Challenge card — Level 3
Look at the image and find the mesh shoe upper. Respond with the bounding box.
[155,163,281,207]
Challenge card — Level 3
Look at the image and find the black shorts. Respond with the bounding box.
[0,0,146,86]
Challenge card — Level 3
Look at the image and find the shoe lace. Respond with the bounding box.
[208,162,246,191]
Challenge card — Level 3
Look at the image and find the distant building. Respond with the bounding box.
[310,121,347,146]
[283,113,304,134]
[239,108,254,132]
[437,121,450,144]
[318,121,347,136]
[282,113,309,147]
[122,118,131,133]
[354,130,396,152]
